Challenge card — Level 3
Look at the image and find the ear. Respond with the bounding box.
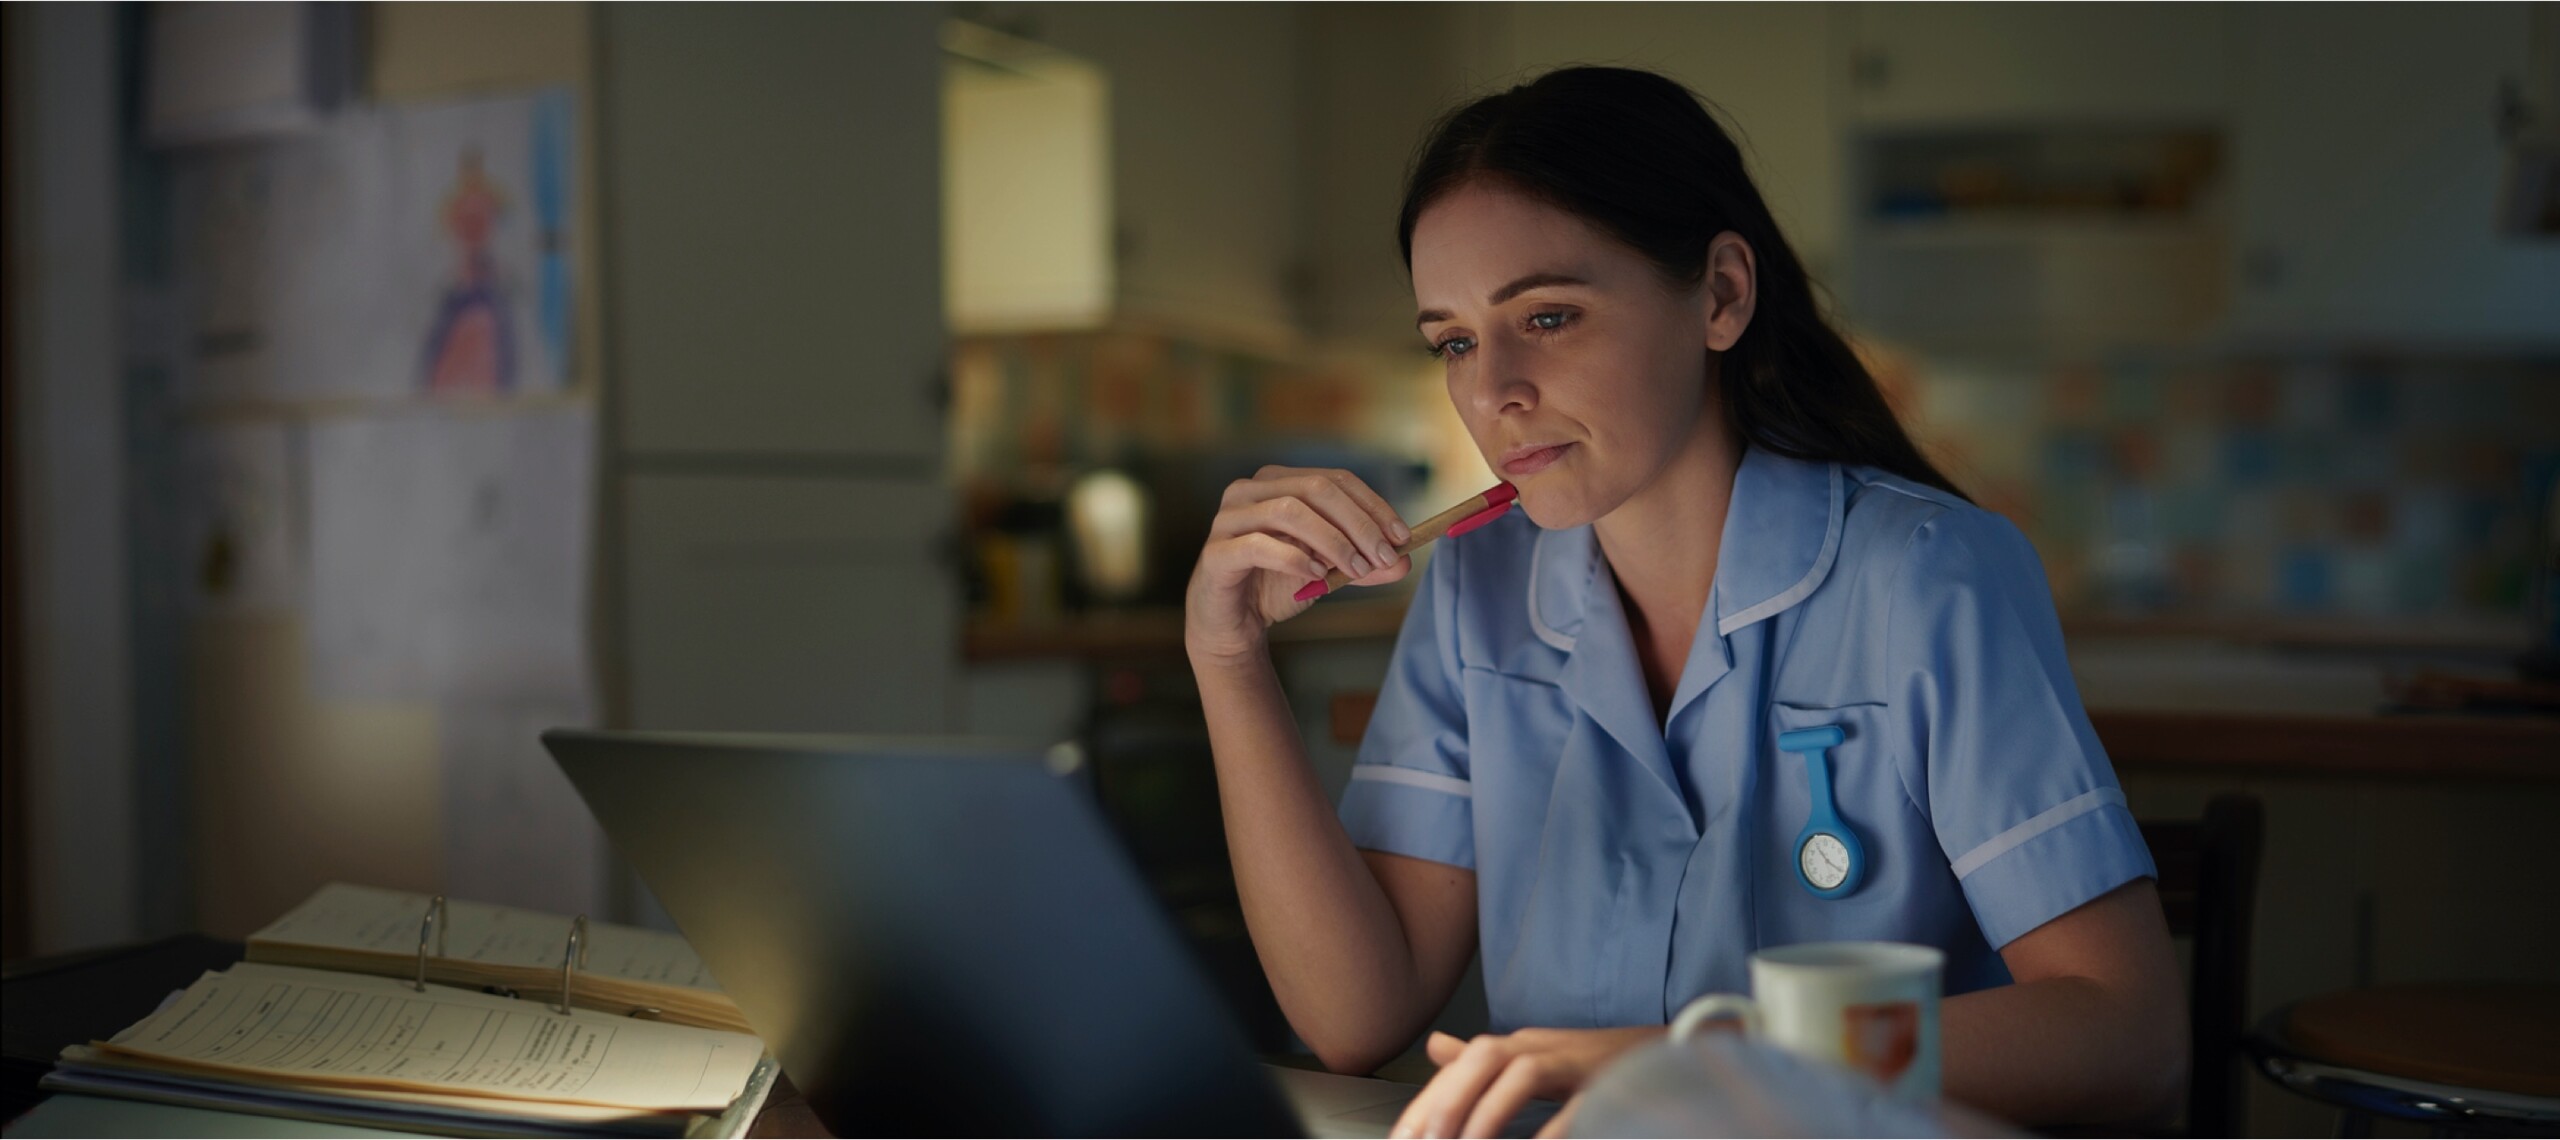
[1699,231,1758,352]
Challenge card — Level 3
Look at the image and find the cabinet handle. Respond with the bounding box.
[2497,77,2533,143]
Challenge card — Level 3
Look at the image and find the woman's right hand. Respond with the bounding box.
[1185,466,1413,665]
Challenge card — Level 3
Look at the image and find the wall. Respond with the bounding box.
[1905,353,2560,621]
[7,2,139,954]
[179,2,603,938]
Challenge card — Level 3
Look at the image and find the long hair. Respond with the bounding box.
[1398,66,1969,502]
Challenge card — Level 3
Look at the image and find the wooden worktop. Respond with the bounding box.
[2084,708,2557,782]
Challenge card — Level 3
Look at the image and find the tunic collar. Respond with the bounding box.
[1525,443,1847,652]
[1526,443,1847,799]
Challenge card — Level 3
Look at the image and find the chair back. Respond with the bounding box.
[2139,794,2266,1138]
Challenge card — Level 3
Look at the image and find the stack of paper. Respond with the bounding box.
[245,883,750,1033]
[45,963,772,1138]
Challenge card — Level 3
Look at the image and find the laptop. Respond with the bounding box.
[542,729,1503,1138]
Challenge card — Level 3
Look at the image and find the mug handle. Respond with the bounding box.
[1669,993,1761,1043]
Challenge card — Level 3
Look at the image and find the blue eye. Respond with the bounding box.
[1426,336,1475,360]
[1528,311,1570,333]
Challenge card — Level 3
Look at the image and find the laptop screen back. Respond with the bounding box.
[544,730,1299,1136]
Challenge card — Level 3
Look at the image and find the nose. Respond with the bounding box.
[1455,339,1538,421]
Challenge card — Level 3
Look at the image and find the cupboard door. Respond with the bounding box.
[621,473,956,734]
[1848,3,2234,126]
[603,5,947,458]
[1029,4,1307,349]
[2230,3,2560,347]
[1487,3,1845,278]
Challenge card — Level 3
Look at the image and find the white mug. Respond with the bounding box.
[1669,941,1944,1102]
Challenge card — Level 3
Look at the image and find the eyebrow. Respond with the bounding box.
[1415,272,1591,328]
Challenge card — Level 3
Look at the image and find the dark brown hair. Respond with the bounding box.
[1399,66,1969,502]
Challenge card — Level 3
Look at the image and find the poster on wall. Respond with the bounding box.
[169,89,576,403]
[305,406,594,702]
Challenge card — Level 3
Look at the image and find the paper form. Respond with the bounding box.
[306,406,594,701]
[252,883,720,992]
[56,1045,678,1126]
[97,963,760,1111]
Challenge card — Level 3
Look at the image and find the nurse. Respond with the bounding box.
[1183,67,2183,1135]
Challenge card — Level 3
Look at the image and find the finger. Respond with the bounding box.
[1461,1056,1548,1139]
[1290,474,1400,570]
[1402,1036,1514,1140]
[1534,1094,1578,1139]
[1229,496,1371,580]
[1225,464,1341,509]
[1322,468,1413,547]
[1206,533,1327,588]
[1427,1031,1467,1066]
[1214,469,1399,570]
[1397,1035,1477,1139]
[1350,553,1412,588]
[1221,467,1315,510]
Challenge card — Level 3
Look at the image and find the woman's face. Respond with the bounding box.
[1410,179,1720,530]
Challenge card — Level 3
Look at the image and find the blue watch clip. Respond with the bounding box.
[1780,723,1868,899]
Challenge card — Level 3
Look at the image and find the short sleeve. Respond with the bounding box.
[1337,538,1475,869]
[1885,508,2155,949]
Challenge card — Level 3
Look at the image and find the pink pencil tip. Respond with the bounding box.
[1483,482,1519,506]
[1293,579,1331,602]
[1443,500,1513,539]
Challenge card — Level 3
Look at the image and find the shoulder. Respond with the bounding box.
[1834,465,2046,605]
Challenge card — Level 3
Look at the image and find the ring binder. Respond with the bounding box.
[413,896,448,992]
[555,915,589,1015]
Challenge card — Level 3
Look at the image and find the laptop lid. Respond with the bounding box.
[542,729,1301,1137]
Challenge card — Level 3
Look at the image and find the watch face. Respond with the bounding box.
[1800,832,1851,890]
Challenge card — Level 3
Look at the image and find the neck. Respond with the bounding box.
[1592,403,1743,631]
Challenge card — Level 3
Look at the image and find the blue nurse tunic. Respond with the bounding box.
[1337,443,2156,1033]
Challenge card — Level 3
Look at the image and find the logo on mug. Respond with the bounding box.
[1842,1000,1921,1083]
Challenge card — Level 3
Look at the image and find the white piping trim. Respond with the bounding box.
[1717,463,1845,636]
[1349,764,1473,798]
[1949,788,2126,879]
[1527,530,1577,651]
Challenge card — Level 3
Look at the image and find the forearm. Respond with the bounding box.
[1192,647,1434,1072]
[1941,972,2186,1126]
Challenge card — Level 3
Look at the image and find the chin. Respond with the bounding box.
[1512,480,1606,531]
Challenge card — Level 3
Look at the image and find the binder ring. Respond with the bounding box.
[414,896,448,993]
[554,915,590,1015]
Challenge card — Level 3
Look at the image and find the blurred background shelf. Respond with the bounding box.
[965,597,1410,663]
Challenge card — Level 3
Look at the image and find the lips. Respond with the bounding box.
[1500,443,1572,477]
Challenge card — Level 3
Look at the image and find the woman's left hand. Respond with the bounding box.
[1393,1026,1664,1139]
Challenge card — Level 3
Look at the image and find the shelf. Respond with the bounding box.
[964,594,1410,662]
[1862,211,2217,245]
